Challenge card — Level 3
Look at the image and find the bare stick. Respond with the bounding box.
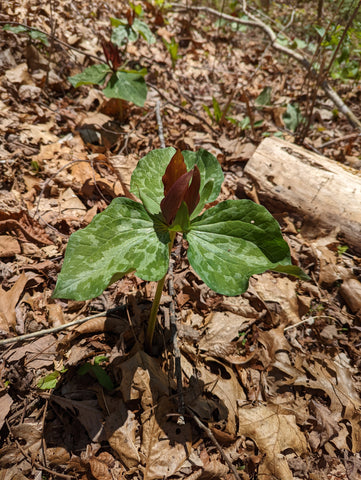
[0,308,121,346]
[148,83,218,135]
[169,253,185,424]
[155,100,166,148]
[187,408,242,480]
[0,21,100,63]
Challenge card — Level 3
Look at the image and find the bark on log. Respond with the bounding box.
[243,137,361,254]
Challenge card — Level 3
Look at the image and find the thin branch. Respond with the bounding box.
[155,100,166,148]
[170,2,361,130]
[187,408,242,480]
[148,83,219,135]
[169,253,185,423]
[0,21,101,63]
[0,308,121,346]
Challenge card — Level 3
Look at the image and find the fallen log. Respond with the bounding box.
[242,137,361,254]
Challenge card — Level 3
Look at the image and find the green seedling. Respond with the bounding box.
[163,37,180,69]
[78,355,114,391]
[37,368,68,390]
[68,39,147,107]
[337,245,349,256]
[53,148,309,350]
[203,97,223,124]
[283,103,304,132]
[3,24,49,46]
[110,5,156,46]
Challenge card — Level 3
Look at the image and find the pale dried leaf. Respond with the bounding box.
[0,272,28,332]
[0,394,13,430]
[142,397,192,480]
[273,354,361,452]
[105,402,140,468]
[250,273,300,326]
[238,404,308,480]
[88,457,112,480]
[309,400,340,449]
[0,235,21,257]
[4,335,56,368]
[198,311,252,357]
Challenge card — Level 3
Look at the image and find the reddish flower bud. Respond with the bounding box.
[102,40,121,71]
[160,150,200,225]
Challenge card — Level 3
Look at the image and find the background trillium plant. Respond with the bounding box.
[53,147,309,348]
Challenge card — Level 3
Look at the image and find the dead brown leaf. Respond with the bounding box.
[105,401,140,468]
[0,393,13,431]
[0,272,28,332]
[238,404,308,480]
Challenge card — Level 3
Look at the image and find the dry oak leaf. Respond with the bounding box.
[105,401,140,469]
[238,404,307,480]
[273,354,361,452]
[117,352,192,480]
[0,272,28,332]
[0,394,13,431]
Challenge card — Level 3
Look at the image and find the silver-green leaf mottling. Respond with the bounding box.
[185,199,293,296]
[53,198,170,300]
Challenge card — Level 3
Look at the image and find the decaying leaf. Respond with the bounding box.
[0,394,13,431]
[198,311,253,357]
[0,272,28,332]
[105,401,140,468]
[273,354,361,452]
[115,351,192,479]
[238,404,308,480]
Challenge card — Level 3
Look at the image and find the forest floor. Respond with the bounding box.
[1,1,361,479]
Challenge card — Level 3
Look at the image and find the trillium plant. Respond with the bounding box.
[53,148,308,349]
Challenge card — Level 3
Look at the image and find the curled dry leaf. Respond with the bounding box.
[238,404,308,480]
[88,456,113,480]
[105,401,140,469]
[250,273,301,326]
[0,272,29,332]
[0,394,13,431]
[273,354,361,452]
[198,311,253,357]
[114,351,192,479]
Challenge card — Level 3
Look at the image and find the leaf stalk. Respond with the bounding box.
[145,231,176,351]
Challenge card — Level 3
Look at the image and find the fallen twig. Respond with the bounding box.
[0,308,121,346]
[186,408,242,480]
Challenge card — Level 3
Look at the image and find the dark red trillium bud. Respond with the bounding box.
[102,40,121,71]
[126,8,135,27]
[160,150,200,226]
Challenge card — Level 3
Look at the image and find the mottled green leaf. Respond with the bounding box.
[132,18,156,44]
[111,23,137,45]
[255,86,272,106]
[68,64,111,87]
[272,264,310,281]
[53,198,170,300]
[3,25,49,45]
[102,71,147,106]
[185,200,295,296]
[283,103,303,132]
[130,148,223,218]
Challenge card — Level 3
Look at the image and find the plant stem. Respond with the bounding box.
[145,231,176,351]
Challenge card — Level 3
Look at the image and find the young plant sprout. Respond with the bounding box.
[53,148,308,349]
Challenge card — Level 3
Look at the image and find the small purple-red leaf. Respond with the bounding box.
[102,40,121,71]
[162,149,187,196]
[160,170,192,225]
[184,165,200,216]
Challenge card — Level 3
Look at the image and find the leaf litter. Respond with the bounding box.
[1,1,361,479]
